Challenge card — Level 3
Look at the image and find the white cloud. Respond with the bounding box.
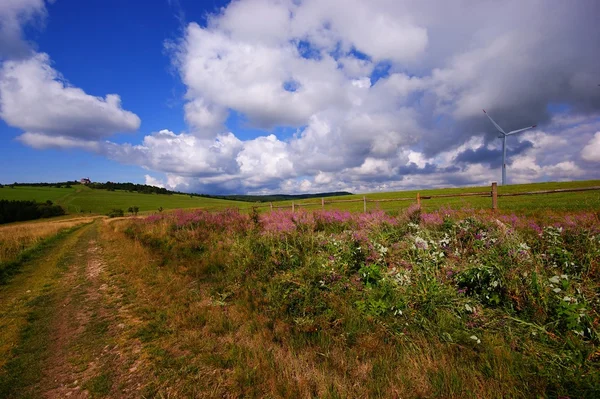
[4,0,600,194]
[581,132,600,162]
[102,0,600,193]
[144,174,165,188]
[183,98,228,136]
[0,53,140,140]
[0,0,47,60]
[16,131,101,151]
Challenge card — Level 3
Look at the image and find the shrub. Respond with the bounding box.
[107,208,124,218]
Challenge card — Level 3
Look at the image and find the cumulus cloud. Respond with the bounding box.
[581,132,600,162]
[4,0,600,193]
[0,0,141,152]
[16,131,101,151]
[0,53,140,140]
[0,0,47,60]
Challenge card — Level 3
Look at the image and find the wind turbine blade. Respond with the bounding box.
[483,109,506,135]
[506,125,537,136]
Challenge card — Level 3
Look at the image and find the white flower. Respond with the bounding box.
[414,236,428,250]
[553,287,562,293]
[519,242,530,251]
[549,276,560,284]
[469,335,481,344]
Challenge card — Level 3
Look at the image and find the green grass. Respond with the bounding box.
[279,180,600,214]
[0,185,250,215]
[2,180,599,216]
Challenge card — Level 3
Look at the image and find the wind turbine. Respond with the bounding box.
[483,109,537,186]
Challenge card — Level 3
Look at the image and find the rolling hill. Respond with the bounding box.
[1,180,599,215]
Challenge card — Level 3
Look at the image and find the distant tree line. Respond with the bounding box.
[192,191,354,203]
[3,181,78,188]
[0,200,65,224]
[88,182,173,195]
[2,181,353,203]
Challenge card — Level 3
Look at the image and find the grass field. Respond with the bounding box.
[1,180,599,217]
[277,180,600,214]
[0,185,248,214]
[0,216,97,264]
[0,189,599,396]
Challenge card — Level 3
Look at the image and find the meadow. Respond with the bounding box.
[276,180,600,214]
[109,205,600,397]
[0,216,96,283]
[1,180,598,216]
[0,185,246,214]
[1,181,599,397]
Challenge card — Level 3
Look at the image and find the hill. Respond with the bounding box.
[0,185,248,215]
[265,180,600,214]
[1,180,599,215]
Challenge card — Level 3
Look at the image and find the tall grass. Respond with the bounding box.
[117,207,600,397]
[0,217,96,264]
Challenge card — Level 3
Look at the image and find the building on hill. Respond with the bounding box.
[80,178,91,185]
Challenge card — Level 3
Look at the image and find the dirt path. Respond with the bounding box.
[40,225,147,398]
[0,222,146,398]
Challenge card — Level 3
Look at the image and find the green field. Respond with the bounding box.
[280,180,600,214]
[0,185,248,214]
[1,180,599,215]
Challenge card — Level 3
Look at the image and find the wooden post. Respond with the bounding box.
[321,197,324,210]
[292,201,295,212]
[417,192,421,208]
[491,182,498,212]
[363,196,367,213]
[270,202,273,212]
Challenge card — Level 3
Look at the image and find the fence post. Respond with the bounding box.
[363,196,367,213]
[491,182,498,212]
[417,192,421,208]
[270,202,273,212]
[292,201,295,212]
[321,197,324,210]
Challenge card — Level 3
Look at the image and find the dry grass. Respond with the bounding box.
[0,225,90,371]
[100,219,552,398]
[0,216,98,264]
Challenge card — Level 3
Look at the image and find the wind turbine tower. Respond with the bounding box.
[483,110,537,186]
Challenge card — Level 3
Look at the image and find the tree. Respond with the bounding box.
[132,206,139,215]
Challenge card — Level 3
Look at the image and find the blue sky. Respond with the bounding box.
[2,0,215,183]
[1,0,599,193]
